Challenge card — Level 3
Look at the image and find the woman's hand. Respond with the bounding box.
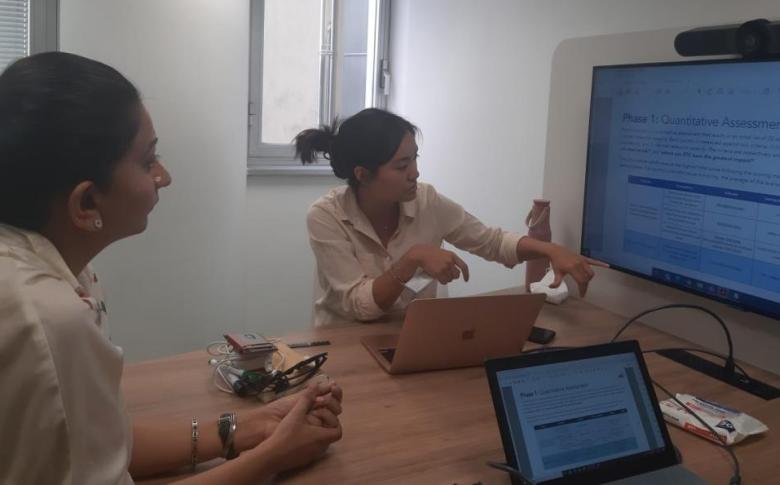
[234,380,343,453]
[546,244,608,297]
[405,244,470,284]
[252,384,343,473]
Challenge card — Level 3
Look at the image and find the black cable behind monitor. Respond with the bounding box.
[611,304,780,400]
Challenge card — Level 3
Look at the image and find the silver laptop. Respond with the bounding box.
[485,341,707,485]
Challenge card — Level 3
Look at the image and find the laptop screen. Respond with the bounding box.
[494,350,667,483]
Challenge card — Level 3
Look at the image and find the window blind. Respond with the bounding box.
[0,0,29,73]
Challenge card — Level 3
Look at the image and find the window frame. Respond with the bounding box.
[0,0,57,73]
[29,0,58,53]
[247,0,391,176]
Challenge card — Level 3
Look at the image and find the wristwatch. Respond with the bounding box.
[217,412,238,459]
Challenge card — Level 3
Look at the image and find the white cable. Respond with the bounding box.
[207,336,284,394]
[273,350,286,372]
[207,341,232,356]
[213,365,235,394]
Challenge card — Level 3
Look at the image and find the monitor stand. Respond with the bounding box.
[656,349,780,400]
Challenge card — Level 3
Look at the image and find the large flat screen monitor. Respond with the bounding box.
[582,58,780,320]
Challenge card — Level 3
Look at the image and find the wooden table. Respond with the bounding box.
[123,298,780,484]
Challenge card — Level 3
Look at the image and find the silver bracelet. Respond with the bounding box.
[190,417,199,472]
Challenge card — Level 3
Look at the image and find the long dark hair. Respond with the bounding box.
[0,52,141,231]
[294,108,418,188]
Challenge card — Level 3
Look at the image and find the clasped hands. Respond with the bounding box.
[233,381,343,472]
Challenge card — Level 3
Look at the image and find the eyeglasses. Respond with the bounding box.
[240,352,328,397]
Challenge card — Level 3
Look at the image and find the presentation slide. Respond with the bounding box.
[583,61,780,316]
[496,353,664,482]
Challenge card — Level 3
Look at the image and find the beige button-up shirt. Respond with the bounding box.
[0,224,133,484]
[307,182,524,326]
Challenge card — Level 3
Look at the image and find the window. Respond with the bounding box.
[0,0,58,73]
[248,0,391,175]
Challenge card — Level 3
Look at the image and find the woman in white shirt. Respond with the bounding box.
[0,52,342,484]
[295,108,607,326]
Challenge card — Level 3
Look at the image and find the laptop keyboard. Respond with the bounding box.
[379,348,396,363]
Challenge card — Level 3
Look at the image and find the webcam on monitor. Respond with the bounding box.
[675,18,780,58]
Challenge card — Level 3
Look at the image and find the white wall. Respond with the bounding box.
[244,175,339,337]
[60,0,250,361]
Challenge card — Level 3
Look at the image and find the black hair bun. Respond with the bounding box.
[293,124,336,165]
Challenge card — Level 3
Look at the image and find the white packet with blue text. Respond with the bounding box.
[659,393,768,445]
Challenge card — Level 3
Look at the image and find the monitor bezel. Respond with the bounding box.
[581,56,780,321]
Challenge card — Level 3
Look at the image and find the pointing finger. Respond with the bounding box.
[586,257,610,268]
[454,255,470,282]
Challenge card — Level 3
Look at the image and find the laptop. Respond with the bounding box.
[361,293,545,374]
[484,341,707,485]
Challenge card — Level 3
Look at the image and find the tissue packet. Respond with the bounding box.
[529,269,569,304]
[659,393,768,445]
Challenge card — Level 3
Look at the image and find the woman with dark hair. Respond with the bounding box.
[296,108,606,326]
[0,52,342,483]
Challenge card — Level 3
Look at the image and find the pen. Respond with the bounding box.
[288,340,331,348]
